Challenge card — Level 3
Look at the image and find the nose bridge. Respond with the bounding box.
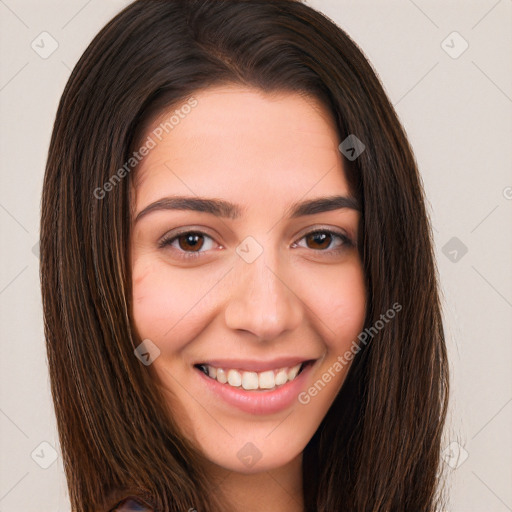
[224,236,302,340]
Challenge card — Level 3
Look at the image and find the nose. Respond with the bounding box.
[223,246,303,341]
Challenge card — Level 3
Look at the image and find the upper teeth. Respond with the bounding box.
[198,363,303,390]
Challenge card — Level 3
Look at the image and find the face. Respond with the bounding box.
[130,85,366,475]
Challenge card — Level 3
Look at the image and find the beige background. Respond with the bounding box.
[0,0,511,510]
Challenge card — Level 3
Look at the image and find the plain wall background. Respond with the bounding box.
[0,0,511,510]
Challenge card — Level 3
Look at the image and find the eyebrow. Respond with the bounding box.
[134,194,361,223]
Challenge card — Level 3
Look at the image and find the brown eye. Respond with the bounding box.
[159,230,217,259]
[305,231,333,250]
[176,232,205,252]
[295,229,353,253]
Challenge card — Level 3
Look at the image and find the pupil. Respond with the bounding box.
[309,232,330,249]
[180,233,203,251]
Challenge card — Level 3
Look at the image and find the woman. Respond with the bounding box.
[40,0,449,511]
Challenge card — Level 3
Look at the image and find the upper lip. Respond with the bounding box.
[194,357,315,372]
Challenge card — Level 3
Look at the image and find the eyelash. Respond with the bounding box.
[158,228,354,260]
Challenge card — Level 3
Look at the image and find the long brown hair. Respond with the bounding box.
[40,0,449,510]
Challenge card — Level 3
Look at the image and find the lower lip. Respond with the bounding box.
[195,363,313,415]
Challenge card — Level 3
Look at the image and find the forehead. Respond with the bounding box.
[132,85,351,212]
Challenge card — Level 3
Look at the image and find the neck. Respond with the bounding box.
[208,454,304,512]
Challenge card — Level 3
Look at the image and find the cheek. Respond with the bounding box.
[294,262,366,416]
[131,258,204,349]
[308,258,367,346]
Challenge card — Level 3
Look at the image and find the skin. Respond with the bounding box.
[130,85,367,511]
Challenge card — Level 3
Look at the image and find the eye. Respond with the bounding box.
[158,227,354,261]
[293,228,354,254]
[158,229,218,259]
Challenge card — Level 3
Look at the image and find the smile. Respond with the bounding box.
[195,362,309,391]
[193,358,317,414]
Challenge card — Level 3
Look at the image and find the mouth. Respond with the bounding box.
[193,358,317,415]
[194,360,314,392]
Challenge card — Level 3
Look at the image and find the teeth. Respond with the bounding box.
[216,368,228,384]
[275,369,288,386]
[198,362,305,390]
[242,371,259,390]
[227,369,242,387]
[288,364,301,380]
[258,370,275,389]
